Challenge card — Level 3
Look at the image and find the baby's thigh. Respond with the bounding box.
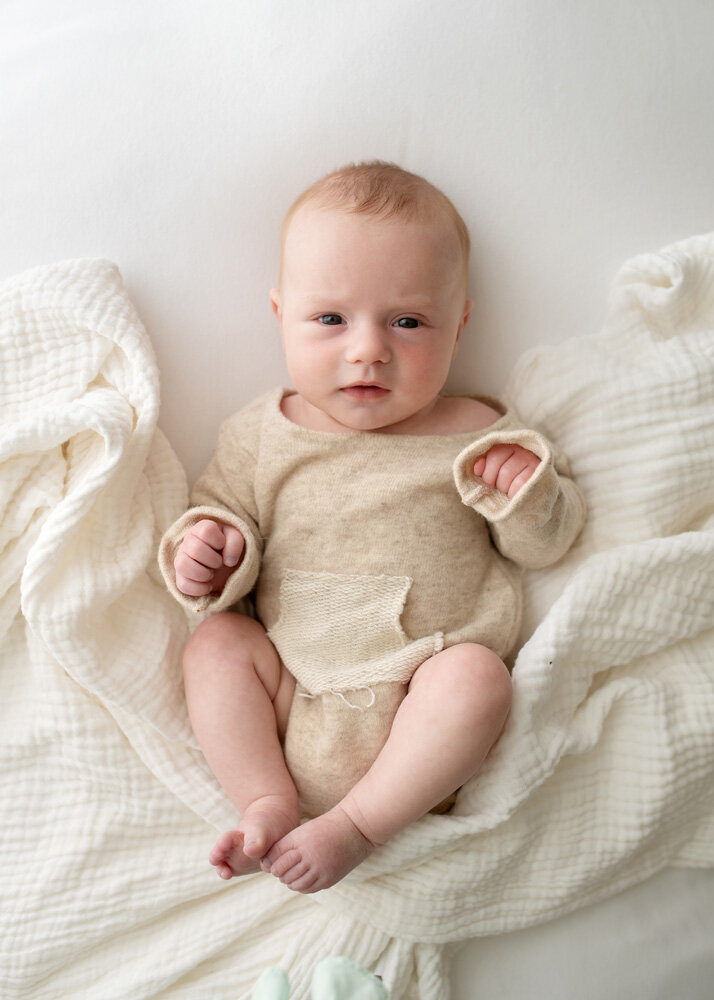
[183,611,295,740]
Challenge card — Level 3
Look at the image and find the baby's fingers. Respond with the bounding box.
[221,525,245,568]
[180,530,223,569]
[175,552,215,583]
[473,445,512,489]
[473,444,540,497]
[175,573,215,598]
[507,465,536,499]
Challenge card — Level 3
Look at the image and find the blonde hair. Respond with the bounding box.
[279,160,470,287]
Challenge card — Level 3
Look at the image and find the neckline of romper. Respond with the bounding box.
[270,387,514,447]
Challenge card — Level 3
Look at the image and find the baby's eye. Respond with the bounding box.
[394,317,420,329]
[317,314,344,326]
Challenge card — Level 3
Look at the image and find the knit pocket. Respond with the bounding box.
[267,568,444,696]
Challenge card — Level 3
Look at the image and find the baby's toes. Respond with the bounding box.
[267,847,303,880]
[284,870,320,893]
[209,830,241,865]
[259,839,285,870]
[276,857,311,886]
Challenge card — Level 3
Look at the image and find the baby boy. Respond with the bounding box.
[158,161,586,894]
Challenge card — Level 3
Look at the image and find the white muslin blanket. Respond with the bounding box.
[1,239,713,999]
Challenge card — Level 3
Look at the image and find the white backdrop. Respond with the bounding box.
[3,0,713,486]
[2,2,713,997]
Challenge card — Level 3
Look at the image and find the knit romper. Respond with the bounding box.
[159,388,586,818]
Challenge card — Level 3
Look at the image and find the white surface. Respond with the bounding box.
[2,2,714,997]
[450,868,714,1000]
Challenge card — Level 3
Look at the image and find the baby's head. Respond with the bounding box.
[270,161,474,433]
[277,161,470,292]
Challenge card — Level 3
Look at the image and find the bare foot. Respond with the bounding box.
[259,804,377,893]
[209,794,299,879]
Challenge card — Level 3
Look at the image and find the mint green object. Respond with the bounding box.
[311,957,388,999]
[250,956,388,999]
[251,967,290,1000]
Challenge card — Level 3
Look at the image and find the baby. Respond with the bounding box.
[158,161,586,894]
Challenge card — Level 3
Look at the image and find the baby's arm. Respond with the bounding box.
[454,427,587,568]
[158,411,263,613]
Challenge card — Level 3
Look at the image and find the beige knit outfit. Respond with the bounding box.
[158,388,586,818]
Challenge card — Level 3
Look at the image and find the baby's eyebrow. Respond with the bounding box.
[396,300,435,310]
[299,293,437,310]
[297,296,346,309]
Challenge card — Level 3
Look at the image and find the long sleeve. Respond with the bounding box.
[157,412,263,614]
[453,425,587,569]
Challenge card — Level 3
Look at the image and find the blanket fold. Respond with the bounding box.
[1,239,713,999]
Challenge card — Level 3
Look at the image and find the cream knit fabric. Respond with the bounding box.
[268,568,445,696]
[157,389,586,815]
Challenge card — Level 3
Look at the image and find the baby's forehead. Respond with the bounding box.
[287,198,448,235]
[284,202,463,264]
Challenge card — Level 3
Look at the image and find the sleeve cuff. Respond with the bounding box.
[453,429,561,526]
[157,505,261,614]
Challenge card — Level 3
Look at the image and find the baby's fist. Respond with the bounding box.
[174,519,245,597]
[473,444,540,499]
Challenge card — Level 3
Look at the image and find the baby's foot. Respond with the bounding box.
[209,794,299,880]
[259,804,377,893]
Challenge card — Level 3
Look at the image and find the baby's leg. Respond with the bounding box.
[182,612,299,878]
[261,643,511,892]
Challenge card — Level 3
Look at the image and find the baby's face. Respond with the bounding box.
[270,205,472,433]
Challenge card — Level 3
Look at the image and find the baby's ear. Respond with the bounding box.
[460,298,474,333]
[269,288,282,320]
[452,299,474,358]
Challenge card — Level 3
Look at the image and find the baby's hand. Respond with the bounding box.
[473,444,540,499]
[174,519,245,597]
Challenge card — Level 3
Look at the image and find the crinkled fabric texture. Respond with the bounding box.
[1,241,713,1000]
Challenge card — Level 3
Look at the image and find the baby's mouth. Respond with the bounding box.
[340,383,390,400]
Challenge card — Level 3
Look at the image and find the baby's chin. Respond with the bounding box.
[331,402,410,434]
[293,389,434,434]
[292,395,390,433]
[332,399,443,435]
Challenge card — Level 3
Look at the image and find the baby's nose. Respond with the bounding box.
[344,324,391,365]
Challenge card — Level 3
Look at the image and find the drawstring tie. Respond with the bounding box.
[297,686,376,711]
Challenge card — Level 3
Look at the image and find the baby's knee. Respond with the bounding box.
[182,611,265,675]
[464,644,511,705]
[434,643,512,718]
